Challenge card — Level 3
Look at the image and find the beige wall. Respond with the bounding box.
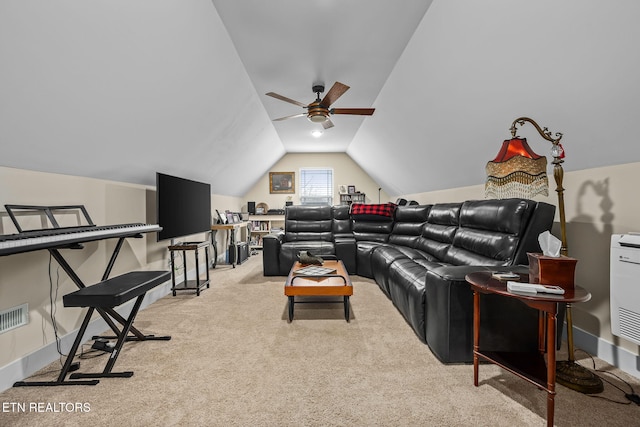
[242,153,391,212]
[404,161,640,356]
[3,160,639,374]
[0,166,239,369]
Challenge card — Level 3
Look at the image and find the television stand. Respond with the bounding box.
[168,241,210,296]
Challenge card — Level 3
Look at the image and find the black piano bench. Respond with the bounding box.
[14,270,171,387]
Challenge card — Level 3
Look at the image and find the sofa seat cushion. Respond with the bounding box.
[387,258,429,342]
[371,246,407,297]
[278,241,336,274]
[413,258,450,270]
[355,241,386,278]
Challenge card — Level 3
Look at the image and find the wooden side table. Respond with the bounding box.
[466,271,591,427]
[168,241,210,296]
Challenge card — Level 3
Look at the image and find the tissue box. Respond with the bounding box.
[527,253,577,290]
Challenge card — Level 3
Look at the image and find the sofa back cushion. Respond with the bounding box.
[443,198,536,266]
[388,205,432,248]
[352,220,393,243]
[284,205,333,242]
[331,205,352,235]
[415,202,462,260]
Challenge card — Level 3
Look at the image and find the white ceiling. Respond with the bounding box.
[213,0,433,153]
[1,1,640,199]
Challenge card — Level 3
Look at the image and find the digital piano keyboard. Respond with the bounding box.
[0,223,161,256]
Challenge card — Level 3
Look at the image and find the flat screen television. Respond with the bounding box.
[156,172,211,242]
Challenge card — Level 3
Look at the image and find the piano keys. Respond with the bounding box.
[0,223,161,256]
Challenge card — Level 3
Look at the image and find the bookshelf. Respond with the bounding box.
[339,192,365,205]
[248,214,285,249]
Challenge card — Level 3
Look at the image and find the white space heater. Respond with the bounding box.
[610,233,640,344]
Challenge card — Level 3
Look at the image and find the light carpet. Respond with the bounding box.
[1,255,639,426]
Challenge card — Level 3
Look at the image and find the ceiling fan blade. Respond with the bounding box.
[331,108,375,116]
[320,82,350,107]
[322,118,334,129]
[266,92,308,108]
[273,113,307,121]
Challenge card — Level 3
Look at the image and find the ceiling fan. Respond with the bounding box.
[266,82,375,129]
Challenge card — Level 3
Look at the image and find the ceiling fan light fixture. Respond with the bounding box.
[266,82,374,129]
[311,129,323,138]
[308,114,327,123]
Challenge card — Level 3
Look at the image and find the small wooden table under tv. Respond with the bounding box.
[284,259,353,322]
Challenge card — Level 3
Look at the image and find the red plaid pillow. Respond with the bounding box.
[350,203,397,221]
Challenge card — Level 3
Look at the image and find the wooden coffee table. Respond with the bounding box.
[284,260,353,322]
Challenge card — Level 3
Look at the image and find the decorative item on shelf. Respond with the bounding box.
[256,202,269,215]
[339,185,347,194]
[216,209,227,224]
[485,116,603,394]
[269,172,295,194]
[347,185,356,194]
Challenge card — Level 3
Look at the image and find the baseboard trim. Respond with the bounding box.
[0,277,173,392]
[572,325,640,380]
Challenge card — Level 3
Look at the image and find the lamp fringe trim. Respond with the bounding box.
[485,156,549,199]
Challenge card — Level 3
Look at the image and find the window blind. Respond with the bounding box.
[299,168,333,206]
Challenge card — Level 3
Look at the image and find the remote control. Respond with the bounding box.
[507,282,565,295]
[492,272,520,280]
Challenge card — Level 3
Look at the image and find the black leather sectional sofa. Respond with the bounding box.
[262,198,557,363]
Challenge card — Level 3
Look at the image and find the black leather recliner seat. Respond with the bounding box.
[262,198,556,364]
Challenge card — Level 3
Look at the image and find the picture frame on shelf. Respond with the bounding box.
[232,213,240,223]
[338,185,347,194]
[348,185,356,194]
[226,212,234,224]
[216,209,227,224]
[269,172,295,194]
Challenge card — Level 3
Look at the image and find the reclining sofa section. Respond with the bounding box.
[262,199,556,363]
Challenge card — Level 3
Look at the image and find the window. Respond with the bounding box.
[299,168,333,206]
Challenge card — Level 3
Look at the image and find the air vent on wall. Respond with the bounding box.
[619,307,640,345]
[0,303,28,334]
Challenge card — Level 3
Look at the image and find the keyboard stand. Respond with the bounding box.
[4,205,171,387]
[14,271,170,387]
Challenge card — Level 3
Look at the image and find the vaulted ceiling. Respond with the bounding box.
[213,0,432,154]
[1,1,639,198]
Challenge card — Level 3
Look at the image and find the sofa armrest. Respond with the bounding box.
[427,264,528,282]
[424,264,539,363]
[262,233,283,276]
[333,233,357,274]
